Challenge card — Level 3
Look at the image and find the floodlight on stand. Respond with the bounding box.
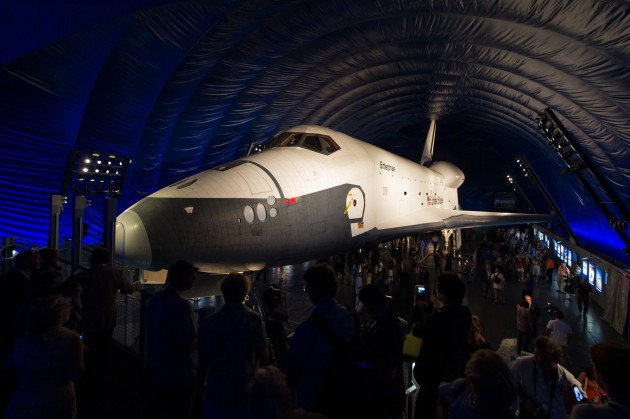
[61,149,131,197]
[60,149,132,271]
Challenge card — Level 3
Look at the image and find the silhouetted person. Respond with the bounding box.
[0,250,41,415]
[145,260,199,419]
[545,257,554,284]
[444,253,453,272]
[17,270,82,333]
[197,273,269,419]
[396,264,412,300]
[412,273,472,419]
[5,295,84,419]
[249,365,293,419]
[516,299,533,356]
[282,264,355,416]
[522,290,541,339]
[38,247,62,272]
[358,284,405,418]
[79,247,137,389]
[464,315,492,363]
[575,277,592,318]
[419,266,430,286]
[438,349,517,419]
[433,250,442,274]
[262,284,289,365]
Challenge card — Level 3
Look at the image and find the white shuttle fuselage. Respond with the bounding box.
[115,125,550,273]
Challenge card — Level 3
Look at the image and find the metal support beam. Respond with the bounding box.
[48,194,64,249]
[1,236,15,274]
[102,196,118,266]
[516,155,580,246]
[514,181,538,214]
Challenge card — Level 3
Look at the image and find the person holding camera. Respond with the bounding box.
[576,365,607,405]
[412,273,472,419]
[570,341,630,419]
[511,336,583,419]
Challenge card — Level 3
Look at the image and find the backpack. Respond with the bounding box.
[309,310,384,419]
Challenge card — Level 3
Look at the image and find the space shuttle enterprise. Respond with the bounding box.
[115,122,552,273]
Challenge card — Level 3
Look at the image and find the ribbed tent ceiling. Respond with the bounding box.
[2,0,630,266]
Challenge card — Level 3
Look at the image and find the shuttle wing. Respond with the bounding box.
[376,207,552,233]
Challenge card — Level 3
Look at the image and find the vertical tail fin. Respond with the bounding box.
[420,120,436,166]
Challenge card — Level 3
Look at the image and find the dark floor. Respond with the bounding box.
[84,238,625,419]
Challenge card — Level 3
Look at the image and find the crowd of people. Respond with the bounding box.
[0,246,139,419]
[1,228,628,419]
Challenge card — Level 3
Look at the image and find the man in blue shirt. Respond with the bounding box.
[145,260,199,419]
[197,273,269,419]
[282,264,355,416]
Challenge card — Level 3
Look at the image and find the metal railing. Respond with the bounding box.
[113,292,143,355]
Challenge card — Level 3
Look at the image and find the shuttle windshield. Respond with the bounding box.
[267,132,340,155]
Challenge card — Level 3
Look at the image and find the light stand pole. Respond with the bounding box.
[1,236,15,274]
[48,194,65,249]
[103,196,118,266]
[71,195,87,273]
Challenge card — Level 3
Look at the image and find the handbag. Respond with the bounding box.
[402,327,422,360]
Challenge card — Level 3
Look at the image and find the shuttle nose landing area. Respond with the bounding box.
[115,210,152,268]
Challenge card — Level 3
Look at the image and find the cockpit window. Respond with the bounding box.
[214,160,248,171]
[268,132,301,148]
[302,135,322,152]
[176,179,197,189]
[267,132,340,155]
[169,177,197,188]
[319,135,340,154]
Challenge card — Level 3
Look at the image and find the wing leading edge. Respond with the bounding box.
[376,207,553,234]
